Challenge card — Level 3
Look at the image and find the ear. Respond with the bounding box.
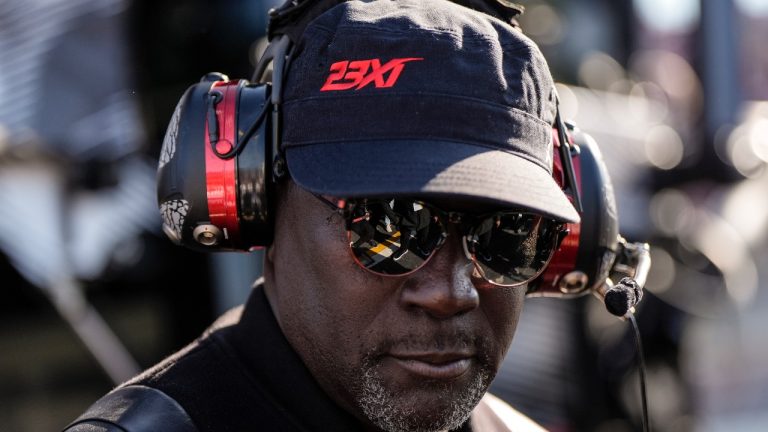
[266,242,277,265]
[262,241,281,320]
[261,194,279,302]
[264,179,294,269]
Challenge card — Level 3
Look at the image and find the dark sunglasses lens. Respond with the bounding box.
[466,213,561,286]
[347,199,444,275]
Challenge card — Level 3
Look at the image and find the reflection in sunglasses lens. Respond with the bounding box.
[348,199,443,274]
[468,214,560,286]
[347,199,560,285]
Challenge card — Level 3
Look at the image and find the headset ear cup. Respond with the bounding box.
[572,130,619,290]
[529,128,619,297]
[156,77,274,251]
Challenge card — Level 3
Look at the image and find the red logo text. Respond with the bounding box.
[320,58,423,91]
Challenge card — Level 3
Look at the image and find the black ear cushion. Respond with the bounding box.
[572,131,619,291]
[235,84,274,248]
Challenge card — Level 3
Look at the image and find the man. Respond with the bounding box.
[65,0,580,430]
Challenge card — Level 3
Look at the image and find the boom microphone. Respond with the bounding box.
[604,277,643,317]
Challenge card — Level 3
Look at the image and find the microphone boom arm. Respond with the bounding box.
[594,237,651,317]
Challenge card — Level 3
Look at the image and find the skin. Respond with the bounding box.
[263,181,527,432]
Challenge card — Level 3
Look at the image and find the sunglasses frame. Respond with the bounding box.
[313,194,567,287]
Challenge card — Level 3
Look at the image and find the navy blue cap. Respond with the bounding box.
[281,0,580,223]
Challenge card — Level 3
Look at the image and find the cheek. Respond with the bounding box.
[479,287,526,360]
[272,211,384,359]
[274,218,342,320]
[272,215,401,408]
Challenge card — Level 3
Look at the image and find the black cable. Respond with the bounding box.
[628,313,650,432]
[554,108,583,213]
[210,87,272,160]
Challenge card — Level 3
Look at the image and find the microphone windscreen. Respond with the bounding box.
[604,287,631,317]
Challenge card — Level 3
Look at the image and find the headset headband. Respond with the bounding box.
[266,0,524,44]
[267,0,347,43]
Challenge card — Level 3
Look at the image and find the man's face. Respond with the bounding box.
[265,182,526,432]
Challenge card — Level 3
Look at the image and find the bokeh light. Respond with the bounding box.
[649,188,695,236]
[555,83,579,120]
[646,247,676,294]
[633,0,700,33]
[722,172,768,247]
[691,214,758,308]
[578,51,626,92]
[522,2,565,46]
[735,0,768,17]
[725,122,767,178]
[628,81,670,125]
[644,124,684,170]
[630,50,703,114]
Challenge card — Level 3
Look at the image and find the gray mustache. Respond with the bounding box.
[372,332,485,354]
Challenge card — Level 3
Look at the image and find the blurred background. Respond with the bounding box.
[0,0,766,431]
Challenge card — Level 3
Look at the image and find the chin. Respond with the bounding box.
[355,363,491,432]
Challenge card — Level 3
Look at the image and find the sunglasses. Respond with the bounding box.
[315,196,567,287]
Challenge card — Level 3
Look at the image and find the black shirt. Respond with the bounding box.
[66,281,543,431]
[124,281,368,431]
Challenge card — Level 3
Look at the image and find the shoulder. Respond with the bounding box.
[471,393,548,432]
[63,305,260,432]
[62,385,197,432]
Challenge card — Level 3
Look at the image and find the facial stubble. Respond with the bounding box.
[354,345,494,432]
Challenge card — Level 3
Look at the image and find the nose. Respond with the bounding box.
[399,235,480,319]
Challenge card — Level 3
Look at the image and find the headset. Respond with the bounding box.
[156,0,650,302]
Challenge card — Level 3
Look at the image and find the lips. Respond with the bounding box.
[387,352,474,380]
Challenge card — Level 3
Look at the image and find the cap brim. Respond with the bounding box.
[285,141,580,223]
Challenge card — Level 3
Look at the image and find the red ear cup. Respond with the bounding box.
[204,80,242,246]
[156,74,273,252]
[528,126,619,297]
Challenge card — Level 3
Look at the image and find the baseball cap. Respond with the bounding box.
[281,0,580,223]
